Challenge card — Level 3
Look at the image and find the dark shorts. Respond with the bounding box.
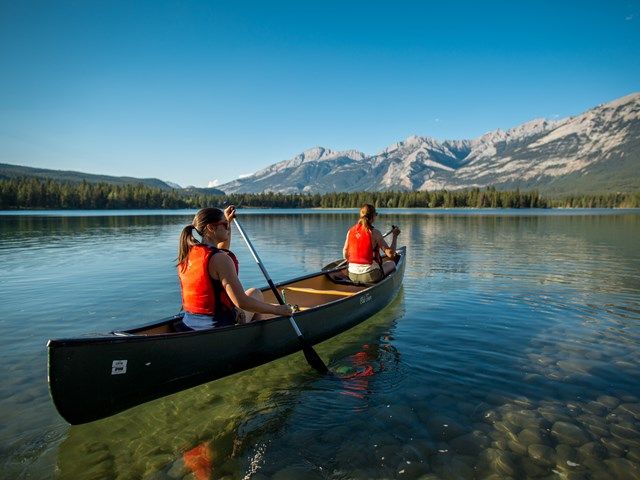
[179,311,239,330]
[348,268,384,284]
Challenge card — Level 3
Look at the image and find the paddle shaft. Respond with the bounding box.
[232,220,287,305]
[232,218,329,373]
[383,225,396,239]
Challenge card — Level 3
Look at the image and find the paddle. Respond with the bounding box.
[232,218,329,374]
[384,225,398,239]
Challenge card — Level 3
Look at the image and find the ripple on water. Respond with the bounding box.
[2,211,640,479]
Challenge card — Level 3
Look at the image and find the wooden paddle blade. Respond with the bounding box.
[300,340,329,374]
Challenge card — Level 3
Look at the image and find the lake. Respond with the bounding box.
[1,208,639,479]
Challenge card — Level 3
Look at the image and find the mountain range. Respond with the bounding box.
[3,93,637,196]
[219,93,640,194]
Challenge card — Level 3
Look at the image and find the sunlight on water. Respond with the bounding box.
[1,210,639,479]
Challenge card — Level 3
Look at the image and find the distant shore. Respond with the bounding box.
[1,177,639,209]
[3,206,640,214]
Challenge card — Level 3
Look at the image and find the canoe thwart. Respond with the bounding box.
[282,286,355,297]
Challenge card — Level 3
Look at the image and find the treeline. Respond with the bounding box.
[1,177,639,209]
[0,178,214,209]
[223,188,640,209]
[547,193,640,208]
[225,188,546,208]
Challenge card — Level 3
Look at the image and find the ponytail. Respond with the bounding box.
[177,225,200,269]
[176,207,225,269]
[358,204,376,231]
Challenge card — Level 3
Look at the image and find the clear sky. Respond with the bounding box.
[1,1,638,187]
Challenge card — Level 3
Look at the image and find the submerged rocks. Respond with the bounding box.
[618,403,640,420]
[556,359,594,375]
[155,383,640,479]
[604,458,640,480]
[555,444,578,465]
[601,436,628,456]
[583,401,607,417]
[492,448,519,477]
[527,444,555,466]
[395,458,430,478]
[611,423,640,443]
[468,394,640,480]
[424,414,467,441]
[538,405,572,424]
[506,439,528,456]
[578,413,609,436]
[627,447,640,463]
[450,431,490,456]
[518,428,547,447]
[577,441,607,460]
[597,395,621,410]
[494,420,519,438]
[551,421,591,446]
[504,410,537,429]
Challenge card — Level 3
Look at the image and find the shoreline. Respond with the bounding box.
[2,206,640,211]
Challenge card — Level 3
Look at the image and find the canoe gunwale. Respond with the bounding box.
[47,247,406,424]
[48,248,405,347]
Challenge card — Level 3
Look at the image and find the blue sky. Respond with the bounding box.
[1,1,638,187]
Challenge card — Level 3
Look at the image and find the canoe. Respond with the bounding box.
[48,247,406,424]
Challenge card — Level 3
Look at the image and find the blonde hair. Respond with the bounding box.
[358,203,376,230]
[177,207,224,268]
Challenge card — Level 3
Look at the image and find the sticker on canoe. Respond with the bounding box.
[359,293,372,305]
[111,360,127,375]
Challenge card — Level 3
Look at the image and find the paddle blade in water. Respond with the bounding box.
[301,341,329,374]
[235,217,330,375]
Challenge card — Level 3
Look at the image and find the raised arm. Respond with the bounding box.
[217,205,236,250]
[374,226,401,258]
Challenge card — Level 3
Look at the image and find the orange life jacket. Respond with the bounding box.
[347,223,379,265]
[178,244,239,317]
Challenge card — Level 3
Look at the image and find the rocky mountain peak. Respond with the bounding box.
[218,93,639,194]
[291,147,366,164]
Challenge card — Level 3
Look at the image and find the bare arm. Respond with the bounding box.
[342,232,350,260]
[211,254,291,316]
[217,205,236,250]
[373,227,400,258]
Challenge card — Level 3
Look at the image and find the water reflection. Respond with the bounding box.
[0,211,639,478]
[54,295,406,479]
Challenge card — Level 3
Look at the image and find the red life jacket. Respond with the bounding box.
[347,223,377,265]
[178,244,239,317]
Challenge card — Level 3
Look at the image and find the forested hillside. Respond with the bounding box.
[2,178,637,210]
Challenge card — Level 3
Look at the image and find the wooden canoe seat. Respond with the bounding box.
[283,286,355,297]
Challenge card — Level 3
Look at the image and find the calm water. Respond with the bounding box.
[1,209,639,479]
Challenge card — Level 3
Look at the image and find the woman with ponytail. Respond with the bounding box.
[177,205,293,330]
[342,204,401,283]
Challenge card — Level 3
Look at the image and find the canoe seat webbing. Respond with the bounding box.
[283,286,354,297]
